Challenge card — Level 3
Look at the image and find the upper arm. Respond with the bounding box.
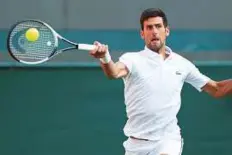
[116,53,133,78]
[114,61,130,78]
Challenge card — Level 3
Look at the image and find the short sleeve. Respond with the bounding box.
[185,62,211,92]
[119,53,133,73]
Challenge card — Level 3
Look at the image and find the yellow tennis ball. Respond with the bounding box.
[25,28,39,42]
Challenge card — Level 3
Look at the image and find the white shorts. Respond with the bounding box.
[123,137,183,155]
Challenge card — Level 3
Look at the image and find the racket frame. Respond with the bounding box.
[7,19,96,65]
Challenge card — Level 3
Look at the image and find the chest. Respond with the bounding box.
[132,59,187,91]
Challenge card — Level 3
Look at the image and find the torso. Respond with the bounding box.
[121,47,189,140]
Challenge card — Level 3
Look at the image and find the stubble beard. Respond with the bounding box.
[147,41,164,53]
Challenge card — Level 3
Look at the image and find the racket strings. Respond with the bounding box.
[8,21,56,62]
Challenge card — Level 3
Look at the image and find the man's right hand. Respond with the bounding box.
[89,41,109,59]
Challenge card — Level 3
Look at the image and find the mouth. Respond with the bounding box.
[151,38,160,43]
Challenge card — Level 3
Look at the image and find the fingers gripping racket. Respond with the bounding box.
[7,20,96,65]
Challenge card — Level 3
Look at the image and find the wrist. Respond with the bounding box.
[99,51,111,64]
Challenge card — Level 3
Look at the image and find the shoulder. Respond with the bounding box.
[171,52,195,67]
[119,51,143,61]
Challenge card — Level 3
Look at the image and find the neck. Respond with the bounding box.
[159,46,168,60]
[148,45,167,60]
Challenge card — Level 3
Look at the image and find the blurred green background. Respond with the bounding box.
[0,66,232,155]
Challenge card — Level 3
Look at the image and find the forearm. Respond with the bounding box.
[215,79,232,98]
[89,42,128,79]
[98,51,120,79]
[100,61,121,79]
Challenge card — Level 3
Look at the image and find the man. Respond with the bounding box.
[89,8,232,155]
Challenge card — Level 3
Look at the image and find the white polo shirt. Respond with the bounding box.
[119,46,210,141]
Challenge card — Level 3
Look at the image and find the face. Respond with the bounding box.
[140,17,170,52]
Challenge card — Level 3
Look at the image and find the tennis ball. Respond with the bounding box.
[25,28,39,42]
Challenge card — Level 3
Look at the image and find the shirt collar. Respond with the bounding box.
[142,46,173,59]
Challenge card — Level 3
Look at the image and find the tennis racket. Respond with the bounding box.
[7,19,96,65]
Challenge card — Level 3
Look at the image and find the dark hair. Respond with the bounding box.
[140,8,168,30]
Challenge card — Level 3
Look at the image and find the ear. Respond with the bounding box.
[140,30,145,40]
[166,26,170,37]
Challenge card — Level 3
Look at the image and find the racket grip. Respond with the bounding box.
[78,44,96,51]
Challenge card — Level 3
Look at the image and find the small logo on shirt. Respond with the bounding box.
[175,71,182,75]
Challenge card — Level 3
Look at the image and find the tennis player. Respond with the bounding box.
[89,8,232,155]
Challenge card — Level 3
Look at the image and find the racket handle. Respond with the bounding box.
[78,44,96,51]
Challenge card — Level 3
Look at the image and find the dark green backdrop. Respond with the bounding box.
[0,66,232,155]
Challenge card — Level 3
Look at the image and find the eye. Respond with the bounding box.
[146,25,153,30]
[156,24,162,28]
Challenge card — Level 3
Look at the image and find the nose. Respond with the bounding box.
[152,26,158,34]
